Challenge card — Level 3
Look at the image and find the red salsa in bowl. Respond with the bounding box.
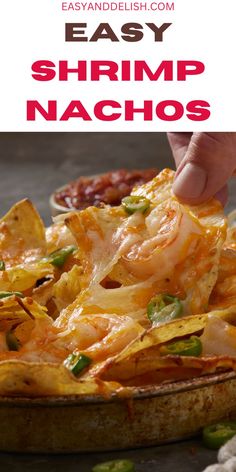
[54,168,158,211]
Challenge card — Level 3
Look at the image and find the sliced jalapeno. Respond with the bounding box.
[160,336,202,357]
[122,196,150,215]
[0,291,24,299]
[6,331,21,351]
[147,294,183,325]
[92,459,135,472]
[64,352,91,377]
[43,245,77,268]
[203,421,236,449]
[0,261,5,271]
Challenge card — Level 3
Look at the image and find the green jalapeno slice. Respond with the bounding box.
[0,261,5,271]
[64,352,92,377]
[147,294,183,325]
[92,459,135,472]
[160,336,202,357]
[0,291,24,299]
[203,421,236,449]
[43,245,77,268]
[6,330,21,351]
[121,196,150,215]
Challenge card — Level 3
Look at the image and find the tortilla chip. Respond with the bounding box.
[101,353,236,386]
[53,265,82,312]
[94,307,236,381]
[0,360,120,396]
[0,265,54,294]
[31,276,55,307]
[0,199,46,267]
[0,296,49,331]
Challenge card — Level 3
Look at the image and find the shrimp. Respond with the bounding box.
[18,318,67,363]
[0,317,65,363]
[55,313,144,363]
[122,200,203,279]
[0,309,143,367]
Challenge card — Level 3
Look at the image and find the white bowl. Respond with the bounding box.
[49,184,75,216]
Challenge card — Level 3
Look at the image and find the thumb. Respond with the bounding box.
[172,132,236,204]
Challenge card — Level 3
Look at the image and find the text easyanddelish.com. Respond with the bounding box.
[61,2,174,12]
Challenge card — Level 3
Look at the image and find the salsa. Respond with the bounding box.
[54,168,158,210]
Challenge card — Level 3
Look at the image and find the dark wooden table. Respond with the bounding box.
[0,132,235,472]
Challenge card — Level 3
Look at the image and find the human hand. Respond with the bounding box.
[168,132,236,205]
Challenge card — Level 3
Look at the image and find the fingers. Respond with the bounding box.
[167,132,192,167]
[171,132,236,204]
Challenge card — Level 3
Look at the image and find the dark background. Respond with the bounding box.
[0,133,172,224]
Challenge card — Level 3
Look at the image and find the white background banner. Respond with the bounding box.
[0,0,236,131]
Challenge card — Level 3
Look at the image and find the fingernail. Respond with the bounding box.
[173,163,207,199]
